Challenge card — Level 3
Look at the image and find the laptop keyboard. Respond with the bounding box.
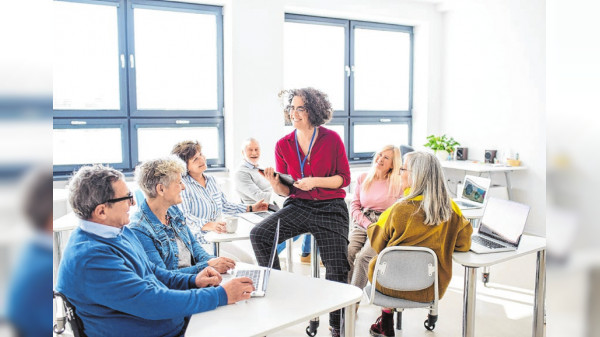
[236,269,261,285]
[472,235,504,249]
[256,212,271,219]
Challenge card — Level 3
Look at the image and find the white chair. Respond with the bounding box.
[364,246,439,331]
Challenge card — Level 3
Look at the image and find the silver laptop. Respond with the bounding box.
[470,198,530,254]
[238,211,274,224]
[233,219,280,297]
[453,175,492,210]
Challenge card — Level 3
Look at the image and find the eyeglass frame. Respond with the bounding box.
[285,105,308,114]
[105,192,134,205]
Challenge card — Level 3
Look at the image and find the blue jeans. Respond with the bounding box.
[276,234,312,255]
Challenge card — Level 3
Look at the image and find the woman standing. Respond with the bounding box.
[348,145,403,290]
[250,87,350,337]
[366,151,472,337]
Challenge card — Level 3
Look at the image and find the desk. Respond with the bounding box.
[453,234,546,337]
[441,161,527,200]
[186,265,363,337]
[53,212,79,281]
[205,218,254,257]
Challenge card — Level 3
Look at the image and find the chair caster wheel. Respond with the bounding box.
[306,319,319,336]
[424,314,438,331]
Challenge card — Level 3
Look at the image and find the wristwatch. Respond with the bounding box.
[249,205,253,212]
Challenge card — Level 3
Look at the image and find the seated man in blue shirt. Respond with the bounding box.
[55,164,254,337]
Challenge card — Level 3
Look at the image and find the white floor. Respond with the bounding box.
[271,241,540,337]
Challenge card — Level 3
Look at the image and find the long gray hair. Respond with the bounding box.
[402,151,452,225]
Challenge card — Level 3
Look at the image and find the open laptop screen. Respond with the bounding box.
[462,177,488,204]
[479,198,530,245]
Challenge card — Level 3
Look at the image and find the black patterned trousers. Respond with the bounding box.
[250,197,350,330]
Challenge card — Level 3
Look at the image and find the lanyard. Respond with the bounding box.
[294,127,317,178]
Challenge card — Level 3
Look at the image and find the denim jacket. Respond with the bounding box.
[129,200,214,274]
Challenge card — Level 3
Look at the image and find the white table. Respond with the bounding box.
[204,217,254,257]
[186,265,363,337]
[53,212,79,281]
[441,161,527,200]
[452,234,546,337]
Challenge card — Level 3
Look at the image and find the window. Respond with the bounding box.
[53,0,223,175]
[284,14,413,162]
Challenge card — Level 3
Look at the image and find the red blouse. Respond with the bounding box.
[275,126,351,201]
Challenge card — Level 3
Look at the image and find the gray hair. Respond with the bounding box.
[135,156,186,199]
[68,164,124,220]
[402,151,452,225]
[241,137,259,152]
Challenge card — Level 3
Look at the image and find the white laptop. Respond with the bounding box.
[233,220,280,297]
[470,198,530,254]
[453,175,492,210]
[238,211,274,224]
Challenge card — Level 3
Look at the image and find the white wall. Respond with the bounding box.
[439,0,546,235]
[220,0,443,169]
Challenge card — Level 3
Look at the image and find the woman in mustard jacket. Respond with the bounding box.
[366,151,473,337]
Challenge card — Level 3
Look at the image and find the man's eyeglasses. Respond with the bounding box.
[285,105,307,114]
[105,192,134,205]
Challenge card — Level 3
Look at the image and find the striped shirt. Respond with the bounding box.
[178,174,247,244]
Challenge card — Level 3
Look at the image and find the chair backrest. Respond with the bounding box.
[400,144,415,158]
[53,291,86,337]
[371,246,439,301]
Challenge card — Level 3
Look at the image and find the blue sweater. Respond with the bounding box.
[5,234,53,337]
[55,223,228,337]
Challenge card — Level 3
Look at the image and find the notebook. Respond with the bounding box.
[233,219,280,296]
[238,211,274,224]
[453,175,492,210]
[470,198,530,254]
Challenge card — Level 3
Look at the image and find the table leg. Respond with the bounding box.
[463,267,478,337]
[504,172,513,200]
[311,235,319,278]
[213,242,220,257]
[344,302,356,337]
[286,238,293,272]
[533,250,546,337]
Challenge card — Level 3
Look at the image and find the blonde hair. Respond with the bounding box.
[402,151,452,226]
[362,145,402,197]
[135,156,187,199]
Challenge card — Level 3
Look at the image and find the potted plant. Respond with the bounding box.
[424,134,460,161]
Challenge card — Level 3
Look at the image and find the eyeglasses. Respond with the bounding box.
[285,105,307,114]
[105,192,134,205]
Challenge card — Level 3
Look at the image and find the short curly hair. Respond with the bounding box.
[135,156,186,199]
[171,140,201,164]
[282,87,333,127]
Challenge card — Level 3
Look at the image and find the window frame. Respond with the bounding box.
[129,117,224,168]
[53,118,130,173]
[53,0,224,177]
[284,14,414,163]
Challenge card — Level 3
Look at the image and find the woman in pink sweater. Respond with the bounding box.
[348,145,403,290]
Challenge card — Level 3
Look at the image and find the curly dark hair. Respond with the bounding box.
[282,87,333,127]
[171,140,202,164]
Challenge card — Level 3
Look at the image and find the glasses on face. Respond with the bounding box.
[285,105,307,114]
[105,192,134,205]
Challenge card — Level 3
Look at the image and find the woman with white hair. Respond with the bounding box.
[130,156,236,274]
[366,151,472,337]
[348,145,403,291]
